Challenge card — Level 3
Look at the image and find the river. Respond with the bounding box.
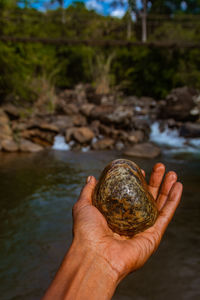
[0,146,200,299]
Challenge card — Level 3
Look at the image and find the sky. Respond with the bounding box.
[28,0,131,18]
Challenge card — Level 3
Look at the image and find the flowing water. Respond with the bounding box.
[0,128,200,299]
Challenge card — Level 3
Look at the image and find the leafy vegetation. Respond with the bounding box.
[0,0,200,104]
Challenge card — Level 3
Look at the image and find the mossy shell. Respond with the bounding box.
[92,159,158,237]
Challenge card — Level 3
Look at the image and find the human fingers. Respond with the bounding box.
[141,169,145,177]
[148,163,165,199]
[156,171,177,211]
[153,182,183,236]
[75,176,97,209]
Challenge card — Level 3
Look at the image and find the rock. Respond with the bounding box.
[50,115,74,132]
[90,120,100,136]
[92,138,114,150]
[80,104,95,117]
[65,127,76,142]
[72,114,87,127]
[66,127,94,144]
[90,105,114,121]
[56,101,79,115]
[99,124,112,136]
[38,123,59,133]
[159,87,198,121]
[73,127,94,144]
[2,104,24,120]
[127,130,145,144]
[12,121,28,132]
[20,129,55,146]
[85,86,102,104]
[180,122,200,138]
[105,106,134,126]
[124,143,161,159]
[1,140,19,152]
[0,109,13,141]
[19,139,44,152]
[90,105,134,128]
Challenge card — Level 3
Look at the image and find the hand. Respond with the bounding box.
[72,163,183,283]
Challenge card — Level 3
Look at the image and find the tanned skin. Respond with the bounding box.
[42,163,183,300]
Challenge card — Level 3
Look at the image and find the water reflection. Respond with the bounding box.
[0,150,200,300]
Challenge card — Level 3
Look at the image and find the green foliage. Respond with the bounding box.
[0,2,200,104]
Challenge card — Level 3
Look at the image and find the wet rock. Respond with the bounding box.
[20,129,55,146]
[124,143,161,159]
[92,138,114,150]
[66,127,94,144]
[159,87,198,121]
[1,140,19,152]
[19,139,44,152]
[180,122,200,138]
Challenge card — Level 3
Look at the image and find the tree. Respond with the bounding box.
[50,0,66,23]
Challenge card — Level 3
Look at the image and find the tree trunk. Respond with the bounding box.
[127,17,132,40]
[141,0,147,43]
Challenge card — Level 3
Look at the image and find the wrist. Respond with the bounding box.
[43,239,119,300]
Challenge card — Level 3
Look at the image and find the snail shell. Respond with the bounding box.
[92,159,158,237]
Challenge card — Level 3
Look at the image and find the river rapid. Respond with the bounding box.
[0,146,200,300]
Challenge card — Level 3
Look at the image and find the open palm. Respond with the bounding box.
[72,163,182,282]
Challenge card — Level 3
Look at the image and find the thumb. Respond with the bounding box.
[77,176,97,208]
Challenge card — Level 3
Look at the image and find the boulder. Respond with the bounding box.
[20,129,55,146]
[180,122,200,138]
[2,104,24,120]
[90,120,100,136]
[80,104,95,117]
[19,139,44,152]
[90,105,134,128]
[0,109,13,141]
[38,123,59,133]
[92,138,114,150]
[105,106,134,126]
[73,127,94,144]
[49,115,74,132]
[56,101,79,115]
[72,114,87,127]
[124,143,161,159]
[159,87,198,121]
[66,127,94,144]
[127,130,145,144]
[90,105,114,121]
[1,140,18,152]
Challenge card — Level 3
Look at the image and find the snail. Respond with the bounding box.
[92,159,158,237]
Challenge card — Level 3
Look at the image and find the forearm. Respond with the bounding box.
[42,241,118,300]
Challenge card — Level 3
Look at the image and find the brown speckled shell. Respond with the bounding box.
[92,159,158,237]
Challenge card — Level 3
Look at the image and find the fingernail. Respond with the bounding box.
[87,176,92,183]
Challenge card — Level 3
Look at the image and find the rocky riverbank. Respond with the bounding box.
[0,85,200,158]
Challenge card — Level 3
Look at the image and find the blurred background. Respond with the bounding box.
[0,1,200,300]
